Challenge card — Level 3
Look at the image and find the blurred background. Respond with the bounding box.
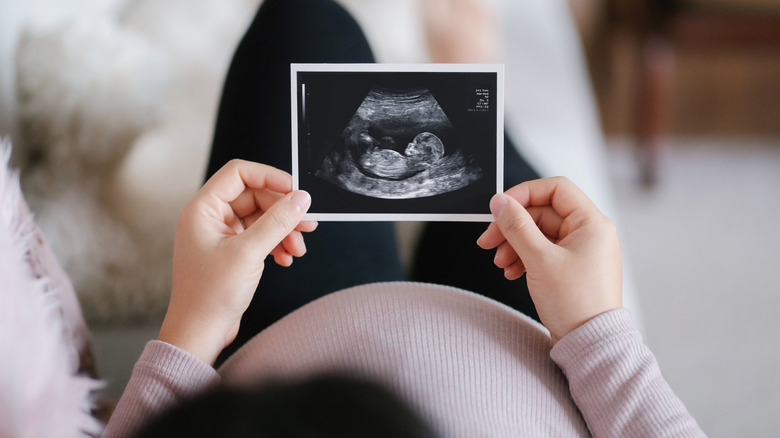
[1,0,778,436]
[576,1,780,436]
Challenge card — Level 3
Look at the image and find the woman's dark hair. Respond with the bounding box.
[135,373,438,438]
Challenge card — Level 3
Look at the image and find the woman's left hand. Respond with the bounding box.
[158,159,317,365]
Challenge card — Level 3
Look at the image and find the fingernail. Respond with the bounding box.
[490,194,508,216]
[290,191,311,210]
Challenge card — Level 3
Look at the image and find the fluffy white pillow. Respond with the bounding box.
[0,138,103,438]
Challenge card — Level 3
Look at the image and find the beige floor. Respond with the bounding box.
[607,136,780,437]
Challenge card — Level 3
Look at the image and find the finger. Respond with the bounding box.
[271,247,294,267]
[490,193,554,267]
[230,187,284,220]
[296,220,319,233]
[240,209,263,230]
[202,159,292,206]
[503,259,526,281]
[493,241,519,269]
[229,188,260,220]
[241,210,318,238]
[505,177,601,219]
[222,212,244,235]
[242,211,318,235]
[525,205,564,241]
[282,231,307,258]
[477,222,505,250]
[240,190,311,260]
[479,180,576,250]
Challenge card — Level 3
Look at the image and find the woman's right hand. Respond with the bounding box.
[477,177,623,344]
[158,159,316,365]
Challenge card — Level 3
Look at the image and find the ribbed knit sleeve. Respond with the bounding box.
[102,340,220,438]
[550,308,706,437]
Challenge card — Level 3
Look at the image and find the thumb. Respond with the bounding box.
[240,190,311,259]
[491,193,553,268]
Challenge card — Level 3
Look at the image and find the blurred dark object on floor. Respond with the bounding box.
[584,0,780,185]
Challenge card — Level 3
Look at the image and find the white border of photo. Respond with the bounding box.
[291,63,504,222]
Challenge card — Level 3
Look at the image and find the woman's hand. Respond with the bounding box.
[158,159,317,365]
[477,177,622,344]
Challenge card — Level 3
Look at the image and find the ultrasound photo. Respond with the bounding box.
[292,64,503,221]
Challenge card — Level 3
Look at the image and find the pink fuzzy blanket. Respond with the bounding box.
[0,139,102,437]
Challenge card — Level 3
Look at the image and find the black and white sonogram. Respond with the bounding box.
[292,64,503,221]
[319,86,481,199]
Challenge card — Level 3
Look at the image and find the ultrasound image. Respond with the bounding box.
[315,86,483,199]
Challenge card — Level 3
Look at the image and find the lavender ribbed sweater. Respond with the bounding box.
[103,282,705,437]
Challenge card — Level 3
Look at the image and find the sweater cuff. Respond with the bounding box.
[137,340,221,395]
[549,308,639,368]
[102,341,222,438]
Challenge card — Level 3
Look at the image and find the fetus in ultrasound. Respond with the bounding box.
[358,131,445,180]
[315,86,483,199]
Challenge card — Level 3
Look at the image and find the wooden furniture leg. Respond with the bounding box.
[636,34,675,186]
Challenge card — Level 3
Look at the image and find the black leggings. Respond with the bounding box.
[207,0,540,358]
